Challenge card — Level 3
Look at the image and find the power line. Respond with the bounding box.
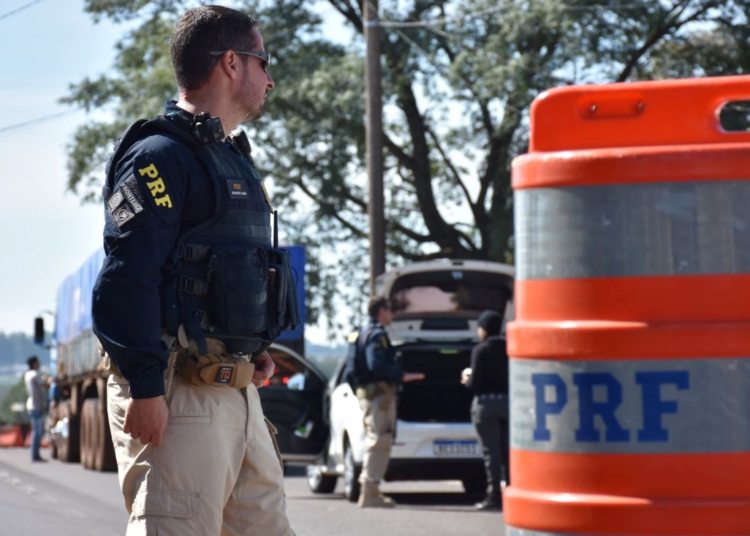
[0,110,77,136]
[0,0,46,22]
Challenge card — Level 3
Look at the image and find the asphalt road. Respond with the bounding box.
[0,447,504,535]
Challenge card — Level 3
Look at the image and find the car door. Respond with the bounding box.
[258,343,329,462]
[327,361,366,464]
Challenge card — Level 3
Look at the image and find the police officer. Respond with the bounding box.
[348,297,424,508]
[461,309,509,511]
[92,6,296,535]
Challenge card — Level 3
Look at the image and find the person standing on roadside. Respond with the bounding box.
[92,5,299,535]
[346,297,425,508]
[461,309,509,511]
[24,356,48,462]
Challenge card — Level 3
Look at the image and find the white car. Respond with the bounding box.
[306,259,515,501]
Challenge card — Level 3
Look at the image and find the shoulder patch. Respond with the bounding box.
[107,174,147,230]
[131,152,182,225]
[380,336,389,348]
[136,160,173,209]
[347,332,360,343]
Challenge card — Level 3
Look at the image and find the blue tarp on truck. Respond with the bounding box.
[54,246,306,345]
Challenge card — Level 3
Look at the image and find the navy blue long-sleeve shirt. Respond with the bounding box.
[92,102,215,399]
[363,321,403,384]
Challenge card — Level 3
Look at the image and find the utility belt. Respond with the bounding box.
[355,381,395,401]
[100,335,256,390]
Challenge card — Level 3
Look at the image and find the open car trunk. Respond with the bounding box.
[396,343,474,423]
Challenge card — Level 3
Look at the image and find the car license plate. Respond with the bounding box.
[433,440,478,456]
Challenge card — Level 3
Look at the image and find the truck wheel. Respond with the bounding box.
[343,439,361,502]
[57,401,80,463]
[306,464,337,494]
[92,399,117,472]
[80,400,94,469]
[47,408,58,459]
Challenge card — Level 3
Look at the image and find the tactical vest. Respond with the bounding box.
[343,324,377,388]
[105,113,300,356]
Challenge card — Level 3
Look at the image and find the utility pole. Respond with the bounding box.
[365,0,385,297]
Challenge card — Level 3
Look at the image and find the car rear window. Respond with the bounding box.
[390,270,512,318]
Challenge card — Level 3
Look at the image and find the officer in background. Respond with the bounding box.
[92,6,297,535]
[347,297,425,508]
[461,309,509,511]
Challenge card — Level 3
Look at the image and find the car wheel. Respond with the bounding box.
[462,478,487,495]
[343,439,361,502]
[306,464,337,494]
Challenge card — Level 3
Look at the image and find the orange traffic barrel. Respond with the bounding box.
[506,75,750,536]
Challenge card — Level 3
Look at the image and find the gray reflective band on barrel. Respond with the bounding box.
[515,180,750,280]
[511,357,750,453]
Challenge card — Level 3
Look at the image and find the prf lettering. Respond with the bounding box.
[532,370,690,443]
[138,163,173,208]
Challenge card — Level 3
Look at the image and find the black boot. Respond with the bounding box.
[475,491,502,511]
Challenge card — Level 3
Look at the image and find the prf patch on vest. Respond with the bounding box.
[107,174,146,230]
[226,179,249,199]
[215,365,234,384]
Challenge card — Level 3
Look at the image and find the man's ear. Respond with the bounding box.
[218,50,241,80]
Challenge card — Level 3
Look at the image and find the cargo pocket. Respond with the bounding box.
[131,489,199,520]
[264,418,284,472]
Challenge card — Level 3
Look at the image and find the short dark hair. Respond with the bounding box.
[170,5,259,91]
[368,297,390,319]
[27,356,39,369]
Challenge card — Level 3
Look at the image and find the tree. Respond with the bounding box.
[0,380,29,424]
[62,0,750,332]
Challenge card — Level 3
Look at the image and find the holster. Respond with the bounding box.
[177,337,256,389]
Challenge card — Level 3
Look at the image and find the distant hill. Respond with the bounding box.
[0,332,51,377]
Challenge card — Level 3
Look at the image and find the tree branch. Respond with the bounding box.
[424,124,481,227]
[617,1,716,81]
[383,133,415,169]
[327,0,363,34]
[291,176,367,238]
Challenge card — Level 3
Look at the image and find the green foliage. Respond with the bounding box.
[0,379,29,424]
[62,0,750,335]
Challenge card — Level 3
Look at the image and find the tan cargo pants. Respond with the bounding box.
[356,382,397,483]
[107,372,295,536]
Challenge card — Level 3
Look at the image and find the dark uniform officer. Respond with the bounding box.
[463,309,510,511]
[91,6,298,535]
[347,297,424,508]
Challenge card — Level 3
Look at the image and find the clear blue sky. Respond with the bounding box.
[0,0,126,336]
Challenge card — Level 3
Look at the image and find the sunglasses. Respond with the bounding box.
[208,50,271,72]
